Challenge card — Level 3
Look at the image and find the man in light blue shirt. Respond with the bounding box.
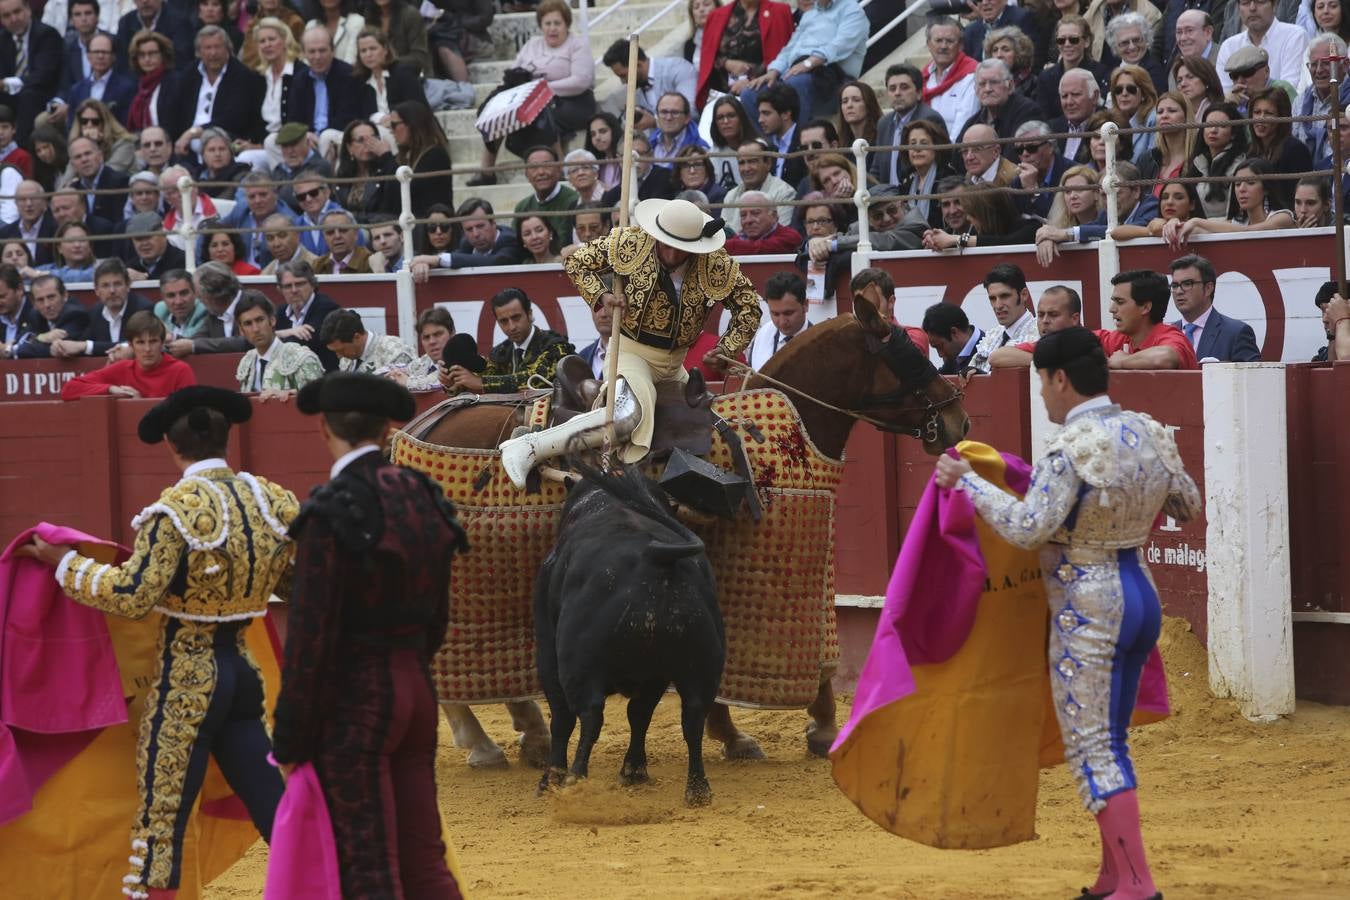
[736,0,869,125]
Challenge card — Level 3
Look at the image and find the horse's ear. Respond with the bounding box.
[852,291,890,338]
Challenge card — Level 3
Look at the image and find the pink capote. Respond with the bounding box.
[264,762,342,900]
[833,453,1169,753]
[0,523,130,824]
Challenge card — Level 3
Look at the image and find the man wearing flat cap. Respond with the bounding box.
[1223,45,1295,113]
[20,386,300,899]
[499,197,762,486]
[271,372,468,899]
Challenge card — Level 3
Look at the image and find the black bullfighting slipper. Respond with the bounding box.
[1073,889,1108,900]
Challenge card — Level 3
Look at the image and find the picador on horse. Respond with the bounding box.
[395,196,971,768]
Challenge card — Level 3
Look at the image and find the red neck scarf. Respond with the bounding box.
[922,51,978,104]
[127,67,167,132]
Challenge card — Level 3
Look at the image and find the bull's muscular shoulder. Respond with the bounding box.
[290,470,383,551]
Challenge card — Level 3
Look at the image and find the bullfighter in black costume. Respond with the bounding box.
[270,372,469,898]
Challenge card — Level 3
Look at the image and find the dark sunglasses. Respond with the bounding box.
[79,117,102,126]
[1056,35,1082,45]
[1016,141,1048,155]
[804,140,827,150]
[295,186,325,202]
[427,222,452,233]
[322,226,349,235]
[1112,83,1141,96]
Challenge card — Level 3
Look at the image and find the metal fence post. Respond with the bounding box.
[178,174,197,272]
[851,138,873,278]
[1096,121,1121,327]
[394,165,417,343]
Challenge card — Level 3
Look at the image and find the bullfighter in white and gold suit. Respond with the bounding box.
[500,198,762,485]
[21,387,298,900]
[936,325,1200,900]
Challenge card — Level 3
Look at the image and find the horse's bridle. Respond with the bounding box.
[853,325,965,444]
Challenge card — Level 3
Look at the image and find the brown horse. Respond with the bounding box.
[418,295,969,763]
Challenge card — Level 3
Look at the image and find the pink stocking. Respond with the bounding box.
[1097,790,1158,899]
[147,889,178,900]
[1087,823,1115,895]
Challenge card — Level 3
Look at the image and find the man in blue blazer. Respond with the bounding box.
[1168,253,1261,362]
[62,33,137,125]
[576,301,614,380]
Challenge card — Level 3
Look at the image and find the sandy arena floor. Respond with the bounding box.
[208,618,1350,899]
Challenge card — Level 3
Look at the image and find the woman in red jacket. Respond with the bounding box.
[696,0,794,108]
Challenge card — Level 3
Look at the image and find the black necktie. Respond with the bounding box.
[512,347,524,370]
[256,358,268,391]
[999,331,1011,347]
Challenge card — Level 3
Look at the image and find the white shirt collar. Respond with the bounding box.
[259,337,282,362]
[290,291,315,322]
[979,157,1002,183]
[184,457,231,477]
[513,326,536,353]
[536,182,563,203]
[359,333,379,363]
[102,303,125,325]
[1065,394,1113,423]
[331,444,380,478]
[1187,305,1214,329]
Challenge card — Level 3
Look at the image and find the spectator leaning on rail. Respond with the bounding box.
[234,293,325,399]
[737,0,870,125]
[1035,160,1160,265]
[11,274,91,359]
[986,284,1084,369]
[1167,252,1261,362]
[410,198,523,279]
[60,311,197,400]
[966,262,1040,374]
[154,268,211,341]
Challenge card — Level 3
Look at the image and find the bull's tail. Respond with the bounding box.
[644,538,706,564]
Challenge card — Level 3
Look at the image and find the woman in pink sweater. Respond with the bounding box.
[470,0,596,186]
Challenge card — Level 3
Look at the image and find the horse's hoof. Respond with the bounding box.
[805,725,838,758]
[518,732,551,769]
[619,764,650,786]
[684,778,713,807]
[722,735,765,761]
[536,766,566,796]
[562,772,585,788]
[466,745,509,769]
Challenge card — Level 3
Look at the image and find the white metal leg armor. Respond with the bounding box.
[499,379,643,488]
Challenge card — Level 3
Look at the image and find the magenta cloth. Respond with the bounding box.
[264,762,342,900]
[833,452,1168,754]
[0,523,130,824]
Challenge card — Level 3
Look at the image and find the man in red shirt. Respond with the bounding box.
[1095,269,1198,370]
[723,194,803,255]
[61,312,197,400]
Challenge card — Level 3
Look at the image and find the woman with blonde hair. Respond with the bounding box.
[252,17,303,140]
[1045,164,1102,229]
[66,99,135,173]
[1136,90,1193,196]
[241,0,306,70]
[1108,64,1158,162]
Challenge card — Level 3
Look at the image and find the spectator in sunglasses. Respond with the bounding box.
[1012,119,1075,218]
[410,198,523,281]
[292,171,360,256]
[1108,63,1159,162]
[1037,16,1109,120]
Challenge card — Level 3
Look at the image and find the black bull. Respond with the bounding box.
[534,467,725,807]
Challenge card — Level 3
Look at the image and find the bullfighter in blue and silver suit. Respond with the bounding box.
[937,322,1200,900]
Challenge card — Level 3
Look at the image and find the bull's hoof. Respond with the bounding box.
[684,777,713,807]
[722,734,765,761]
[805,723,838,758]
[466,744,509,769]
[619,763,650,786]
[562,772,585,788]
[519,732,552,769]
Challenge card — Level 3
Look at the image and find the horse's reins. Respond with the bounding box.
[715,327,964,444]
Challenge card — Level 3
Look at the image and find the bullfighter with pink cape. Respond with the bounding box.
[833,326,1198,900]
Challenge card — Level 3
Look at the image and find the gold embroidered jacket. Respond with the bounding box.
[564,226,761,357]
[57,467,300,621]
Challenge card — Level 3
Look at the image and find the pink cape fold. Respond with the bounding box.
[833,453,1168,754]
[0,523,130,824]
[264,762,342,900]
